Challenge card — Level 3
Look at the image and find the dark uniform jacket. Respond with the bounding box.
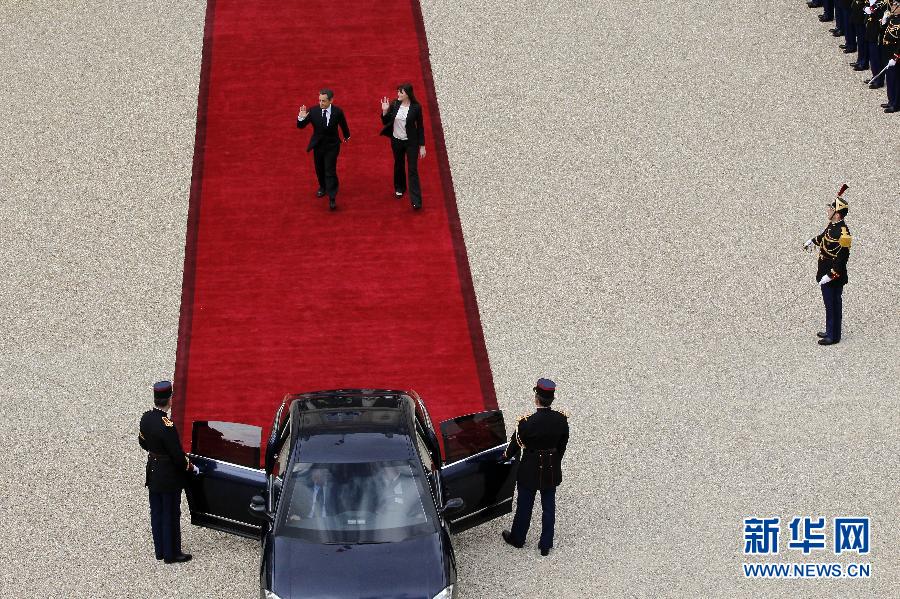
[503,407,569,490]
[865,0,890,43]
[380,101,425,145]
[297,105,351,151]
[850,0,867,26]
[813,220,851,287]
[139,408,191,493]
[884,7,900,55]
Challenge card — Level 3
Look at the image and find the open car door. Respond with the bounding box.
[438,410,516,533]
[186,420,267,538]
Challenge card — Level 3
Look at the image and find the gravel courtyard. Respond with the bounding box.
[1,1,898,597]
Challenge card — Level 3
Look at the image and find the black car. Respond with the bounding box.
[186,389,516,599]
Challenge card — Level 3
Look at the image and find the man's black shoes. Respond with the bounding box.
[818,15,832,22]
[329,198,336,210]
[816,331,827,339]
[502,530,524,549]
[540,547,551,557]
[164,553,193,564]
[818,337,839,346]
[394,190,404,198]
[316,189,326,197]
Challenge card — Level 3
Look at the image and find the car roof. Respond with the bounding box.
[285,389,417,462]
[286,388,410,412]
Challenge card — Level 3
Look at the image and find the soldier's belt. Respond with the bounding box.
[148,452,171,460]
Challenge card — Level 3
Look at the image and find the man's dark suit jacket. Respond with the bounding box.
[380,101,425,146]
[297,105,351,151]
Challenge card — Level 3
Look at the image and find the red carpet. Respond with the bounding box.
[173,0,496,452]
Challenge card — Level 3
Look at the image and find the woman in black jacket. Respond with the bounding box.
[380,83,426,209]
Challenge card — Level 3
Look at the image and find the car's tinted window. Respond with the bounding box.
[414,423,435,473]
[276,460,438,543]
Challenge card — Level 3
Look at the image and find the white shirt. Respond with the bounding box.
[393,104,409,140]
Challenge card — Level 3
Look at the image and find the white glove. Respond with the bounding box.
[803,238,814,250]
[889,58,897,68]
[883,13,890,25]
[869,0,876,6]
[192,464,200,475]
[864,6,872,15]
[819,274,832,286]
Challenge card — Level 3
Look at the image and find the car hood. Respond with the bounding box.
[270,532,448,599]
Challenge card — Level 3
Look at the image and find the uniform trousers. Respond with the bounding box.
[821,284,844,341]
[149,490,183,560]
[842,12,856,49]
[822,0,834,20]
[313,141,341,199]
[836,7,848,37]
[854,25,869,68]
[868,42,885,85]
[887,59,900,108]
[509,486,557,551]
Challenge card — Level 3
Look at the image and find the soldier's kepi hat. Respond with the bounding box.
[533,378,556,399]
[831,184,849,214]
[153,380,173,400]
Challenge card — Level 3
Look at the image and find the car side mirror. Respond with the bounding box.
[441,497,465,515]
[249,494,273,522]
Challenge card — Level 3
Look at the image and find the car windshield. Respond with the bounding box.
[277,460,437,543]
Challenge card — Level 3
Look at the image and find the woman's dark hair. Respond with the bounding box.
[397,82,418,105]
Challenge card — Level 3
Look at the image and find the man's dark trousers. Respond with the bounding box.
[821,284,843,341]
[854,24,869,68]
[869,42,885,84]
[844,23,856,50]
[822,0,834,20]
[509,486,557,551]
[149,490,182,560]
[391,137,421,207]
[836,6,847,35]
[314,140,341,200]
[887,61,899,108]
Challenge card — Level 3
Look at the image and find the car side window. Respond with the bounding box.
[414,398,435,433]
[414,422,435,473]
[275,422,291,478]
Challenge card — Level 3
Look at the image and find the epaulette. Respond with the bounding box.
[517,413,529,422]
[139,432,145,440]
[162,416,174,427]
[839,227,852,248]
[555,409,569,418]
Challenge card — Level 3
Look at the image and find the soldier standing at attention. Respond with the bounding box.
[139,381,198,563]
[501,378,569,557]
[804,185,852,346]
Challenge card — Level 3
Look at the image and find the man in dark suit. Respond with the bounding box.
[803,185,852,346]
[297,88,351,210]
[501,378,570,557]
[138,381,198,563]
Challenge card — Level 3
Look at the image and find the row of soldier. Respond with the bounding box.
[805,0,900,112]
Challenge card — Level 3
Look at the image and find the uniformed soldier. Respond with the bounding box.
[139,380,197,563]
[803,185,852,346]
[501,378,569,557]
